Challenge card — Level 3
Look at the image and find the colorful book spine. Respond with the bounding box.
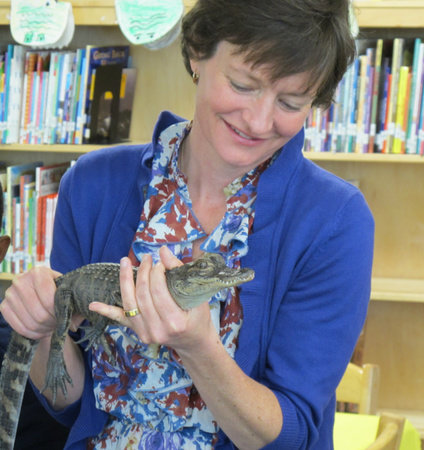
[2,45,13,144]
[368,39,383,153]
[354,55,367,153]
[385,38,405,153]
[344,58,359,153]
[392,66,411,154]
[406,40,424,154]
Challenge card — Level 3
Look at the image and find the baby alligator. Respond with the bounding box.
[0,252,254,449]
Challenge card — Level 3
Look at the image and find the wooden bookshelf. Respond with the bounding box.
[0,0,422,440]
[371,278,424,303]
[353,1,424,28]
[305,151,424,164]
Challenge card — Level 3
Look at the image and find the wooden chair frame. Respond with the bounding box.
[336,362,380,414]
[366,413,405,450]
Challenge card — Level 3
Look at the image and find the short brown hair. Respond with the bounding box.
[181,0,356,108]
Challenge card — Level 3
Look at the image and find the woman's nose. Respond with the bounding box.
[242,95,275,135]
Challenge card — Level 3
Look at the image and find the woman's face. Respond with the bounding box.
[190,41,315,173]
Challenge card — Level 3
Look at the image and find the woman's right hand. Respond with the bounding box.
[0,266,62,341]
[1,266,86,408]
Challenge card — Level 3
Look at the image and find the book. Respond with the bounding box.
[19,51,38,144]
[55,51,74,144]
[376,58,391,152]
[368,39,383,153]
[22,180,35,270]
[344,58,359,153]
[31,51,49,144]
[5,161,42,272]
[5,45,26,144]
[417,73,424,155]
[355,54,370,153]
[392,66,411,154]
[362,62,374,153]
[63,51,80,144]
[17,173,34,272]
[73,45,130,144]
[34,161,70,265]
[384,38,405,153]
[406,40,424,154]
[43,193,58,265]
[117,67,137,142]
[88,65,137,144]
[1,45,13,144]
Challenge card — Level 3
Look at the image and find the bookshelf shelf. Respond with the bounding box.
[371,278,424,303]
[353,1,424,28]
[0,142,144,154]
[304,152,424,164]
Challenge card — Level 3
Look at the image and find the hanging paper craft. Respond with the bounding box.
[10,0,75,48]
[115,0,184,50]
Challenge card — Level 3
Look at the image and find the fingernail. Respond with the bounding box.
[120,257,129,267]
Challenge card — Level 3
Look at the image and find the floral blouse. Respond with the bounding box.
[87,121,271,449]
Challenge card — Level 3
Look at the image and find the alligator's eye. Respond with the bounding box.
[197,260,208,269]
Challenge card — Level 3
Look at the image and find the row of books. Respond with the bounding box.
[0,44,136,145]
[0,160,71,274]
[304,37,424,154]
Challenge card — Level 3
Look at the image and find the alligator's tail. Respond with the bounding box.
[0,331,38,450]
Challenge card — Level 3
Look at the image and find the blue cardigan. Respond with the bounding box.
[37,111,374,449]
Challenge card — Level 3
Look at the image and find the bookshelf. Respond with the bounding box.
[0,0,422,439]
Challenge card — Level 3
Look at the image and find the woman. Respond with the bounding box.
[1,1,374,448]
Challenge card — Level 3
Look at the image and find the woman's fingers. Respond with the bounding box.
[159,246,183,270]
[89,256,143,327]
[1,267,61,339]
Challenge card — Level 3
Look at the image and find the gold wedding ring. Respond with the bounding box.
[124,308,140,318]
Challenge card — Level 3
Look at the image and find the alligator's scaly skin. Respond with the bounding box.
[0,253,254,449]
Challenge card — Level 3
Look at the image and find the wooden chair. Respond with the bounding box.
[366,413,406,450]
[336,362,380,414]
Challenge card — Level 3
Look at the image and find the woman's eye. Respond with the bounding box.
[230,81,253,93]
[278,99,301,112]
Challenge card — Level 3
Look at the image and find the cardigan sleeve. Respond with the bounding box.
[261,191,374,449]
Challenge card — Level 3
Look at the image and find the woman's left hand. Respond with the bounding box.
[89,246,282,449]
[89,246,216,354]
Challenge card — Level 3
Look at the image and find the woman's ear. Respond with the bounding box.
[189,58,199,76]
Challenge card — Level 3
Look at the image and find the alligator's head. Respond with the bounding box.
[165,252,255,310]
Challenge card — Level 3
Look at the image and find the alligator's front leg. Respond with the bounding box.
[76,287,122,360]
[41,288,74,404]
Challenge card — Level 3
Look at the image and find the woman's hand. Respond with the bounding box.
[89,246,216,354]
[1,266,62,340]
[90,247,282,448]
[1,266,86,408]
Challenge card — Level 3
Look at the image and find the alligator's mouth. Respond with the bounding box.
[165,253,255,309]
[193,267,255,291]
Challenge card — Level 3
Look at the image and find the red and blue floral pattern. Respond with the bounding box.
[88,121,270,449]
